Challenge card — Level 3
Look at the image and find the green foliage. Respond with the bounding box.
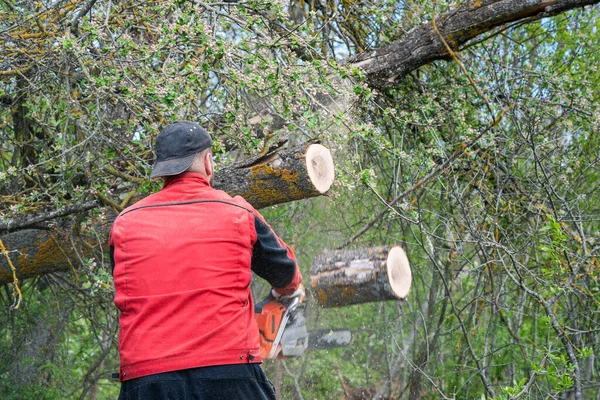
[0,275,119,399]
[1,1,600,399]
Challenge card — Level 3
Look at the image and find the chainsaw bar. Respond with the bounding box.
[306,329,352,351]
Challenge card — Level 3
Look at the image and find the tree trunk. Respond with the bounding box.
[310,246,412,308]
[0,143,335,283]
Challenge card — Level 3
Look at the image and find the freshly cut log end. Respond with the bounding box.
[310,246,413,308]
[387,246,412,299]
[305,144,335,194]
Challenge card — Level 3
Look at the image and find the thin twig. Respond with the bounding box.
[70,0,99,35]
[281,360,304,400]
[337,105,513,249]
[431,0,494,121]
[0,238,21,310]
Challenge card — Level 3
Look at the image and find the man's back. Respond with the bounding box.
[111,172,262,381]
[112,121,301,399]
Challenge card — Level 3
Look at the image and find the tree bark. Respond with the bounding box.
[310,246,412,308]
[352,0,600,89]
[0,143,335,283]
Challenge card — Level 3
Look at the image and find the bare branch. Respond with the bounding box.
[0,201,99,233]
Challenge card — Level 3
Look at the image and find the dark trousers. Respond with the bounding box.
[118,363,277,400]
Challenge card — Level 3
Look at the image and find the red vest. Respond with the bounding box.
[110,173,299,381]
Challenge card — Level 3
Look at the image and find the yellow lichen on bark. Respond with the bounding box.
[249,184,289,206]
[340,286,356,300]
[316,288,328,305]
[15,233,81,279]
[250,160,300,185]
[247,160,313,206]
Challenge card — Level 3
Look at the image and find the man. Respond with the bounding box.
[110,121,303,399]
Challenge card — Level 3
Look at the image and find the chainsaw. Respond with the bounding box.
[254,287,352,359]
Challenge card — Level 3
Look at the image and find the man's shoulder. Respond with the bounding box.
[115,187,259,221]
[199,192,263,219]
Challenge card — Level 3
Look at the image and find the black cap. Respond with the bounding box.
[150,121,212,178]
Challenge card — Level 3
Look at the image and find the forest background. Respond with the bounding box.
[1,1,600,399]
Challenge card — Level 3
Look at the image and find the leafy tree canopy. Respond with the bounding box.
[1,1,599,399]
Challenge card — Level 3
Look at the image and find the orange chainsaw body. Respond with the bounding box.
[254,300,287,359]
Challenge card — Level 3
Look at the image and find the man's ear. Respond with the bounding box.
[204,151,213,176]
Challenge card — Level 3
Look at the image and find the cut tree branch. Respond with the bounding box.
[216,142,334,209]
[311,246,412,308]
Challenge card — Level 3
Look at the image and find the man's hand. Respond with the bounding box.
[272,283,305,302]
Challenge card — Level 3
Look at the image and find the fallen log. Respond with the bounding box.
[0,142,335,283]
[310,246,412,308]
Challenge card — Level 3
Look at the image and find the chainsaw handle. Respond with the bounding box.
[272,283,305,302]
